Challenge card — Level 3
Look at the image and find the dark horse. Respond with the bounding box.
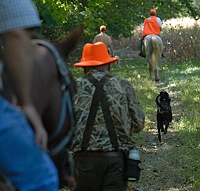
[156,91,172,142]
[1,26,83,188]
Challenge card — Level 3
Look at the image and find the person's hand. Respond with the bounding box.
[22,104,48,150]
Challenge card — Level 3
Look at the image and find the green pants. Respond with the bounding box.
[74,155,127,191]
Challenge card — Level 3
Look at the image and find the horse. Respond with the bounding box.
[1,25,83,188]
[155,91,172,142]
[142,34,163,82]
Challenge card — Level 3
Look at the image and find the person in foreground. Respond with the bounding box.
[0,0,58,190]
[139,9,163,58]
[93,25,114,57]
[71,42,145,191]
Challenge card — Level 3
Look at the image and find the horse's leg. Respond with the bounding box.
[154,68,160,82]
[148,64,155,81]
[152,57,159,82]
[53,149,69,188]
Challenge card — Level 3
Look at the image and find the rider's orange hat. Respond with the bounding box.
[74,42,118,68]
[150,9,156,14]
[100,25,106,32]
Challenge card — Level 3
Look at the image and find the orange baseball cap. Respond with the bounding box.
[150,9,156,14]
[74,42,118,68]
[100,25,106,31]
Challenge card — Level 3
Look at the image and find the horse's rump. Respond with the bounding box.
[143,35,163,81]
[144,35,163,60]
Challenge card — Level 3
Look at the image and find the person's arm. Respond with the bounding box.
[108,36,114,57]
[126,82,145,133]
[93,35,98,43]
[2,29,47,150]
[157,17,162,31]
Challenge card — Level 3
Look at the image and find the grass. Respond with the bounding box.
[69,59,200,191]
[162,61,200,190]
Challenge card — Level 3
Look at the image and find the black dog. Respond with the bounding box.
[155,91,172,142]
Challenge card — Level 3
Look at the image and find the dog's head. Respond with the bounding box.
[156,91,172,111]
[159,91,171,102]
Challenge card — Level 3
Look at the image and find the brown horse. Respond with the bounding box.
[1,25,83,188]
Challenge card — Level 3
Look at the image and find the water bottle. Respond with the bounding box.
[129,146,140,161]
[127,146,141,181]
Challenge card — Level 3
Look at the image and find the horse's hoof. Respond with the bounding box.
[138,52,145,58]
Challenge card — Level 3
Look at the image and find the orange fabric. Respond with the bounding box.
[74,42,118,68]
[142,16,161,37]
[150,9,156,14]
[100,25,106,32]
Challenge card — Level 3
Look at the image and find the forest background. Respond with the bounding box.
[32,0,200,63]
[33,0,199,40]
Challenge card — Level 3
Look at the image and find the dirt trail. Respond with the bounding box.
[128,81,190,191]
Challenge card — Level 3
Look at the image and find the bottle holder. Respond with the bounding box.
[127,159,141,181]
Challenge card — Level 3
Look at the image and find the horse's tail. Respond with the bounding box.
[152,36,162,51]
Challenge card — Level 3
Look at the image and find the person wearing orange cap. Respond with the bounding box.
[93,25,114,57]
[139,9,163,57]
[71,42,145,191]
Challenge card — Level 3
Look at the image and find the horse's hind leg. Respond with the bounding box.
[149,67,155,81]
[154,69,160,82]
[149,67,159,82]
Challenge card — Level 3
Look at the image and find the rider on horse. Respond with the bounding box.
[139,9,164,58]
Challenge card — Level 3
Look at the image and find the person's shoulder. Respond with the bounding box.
[111,76,132,86]
[94,33,101,38]
[103,32,110,37]
[157,17,162,21]
[145,17,151,21]
[104,33,112,40]
[93,34,101,42]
